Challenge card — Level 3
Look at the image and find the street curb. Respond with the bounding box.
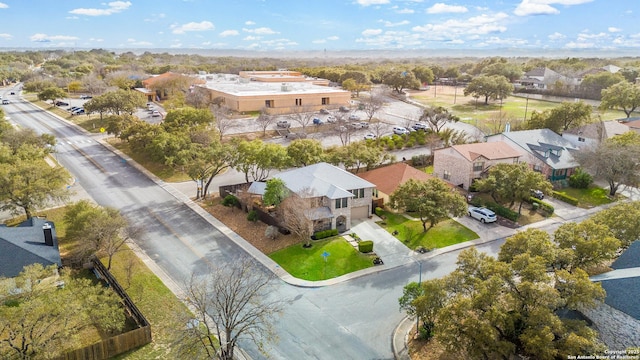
[392,316,414,360]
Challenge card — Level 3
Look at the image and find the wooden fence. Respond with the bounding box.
[54,259,152,360]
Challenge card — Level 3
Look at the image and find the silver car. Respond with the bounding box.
[468,206,497,223]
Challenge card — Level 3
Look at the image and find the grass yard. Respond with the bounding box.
[269,237,376,281]
[554,186,615,208]
[376,211,478,250]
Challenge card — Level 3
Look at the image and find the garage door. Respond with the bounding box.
[351,205,369,219]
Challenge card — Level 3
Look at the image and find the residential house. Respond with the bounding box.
[248,162,375,232]
[0,217,61,278]
[356,162,433,207]
[562,120,630,149]
[432,141,521,190]
[486,129,579,182]
[517,67,578,90]
[622,117,640,134]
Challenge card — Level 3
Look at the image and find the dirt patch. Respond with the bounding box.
[200,197,299,254]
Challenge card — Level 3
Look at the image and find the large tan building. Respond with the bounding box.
[196,71,351,115]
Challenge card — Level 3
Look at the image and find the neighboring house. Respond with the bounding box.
[356,162,433,207]
[562,121,630,149]
[248,162,375,232]
[195,71,351,115]
[0,217,61,278]
[517,67,578,90]
[486,129,580,182]
[432,141,521,190]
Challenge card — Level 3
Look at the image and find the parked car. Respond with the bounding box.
[151,110,161,117]
[358,122,369,128]
[79,94,93,99]
[285,132,307,140]
[2,99,9,105]
[326,115,337,123]
[364,133,377,140]
[276,120,291,128]
[71,108,85,115]
[339,106,350,112]
[468,206,497,223]
[348,114,360,121]
[55,101,69,106]
[68,106,81,112]
[530,189,544,200]
[412,123,428,131]
[313,117,324,125]
[319,108,330,114]
[393,126,410,135]
[9,91,15,95]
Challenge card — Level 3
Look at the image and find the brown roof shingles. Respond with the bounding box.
[449,142,521,162]
[357,162,432,195]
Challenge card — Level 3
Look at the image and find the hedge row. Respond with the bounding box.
[358,240,374,253]
[485,203,520,222]
[529,197,554,215]
[314,229,339,240]
[552,191,579,206]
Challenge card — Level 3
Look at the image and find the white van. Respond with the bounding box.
[2,99,9,105]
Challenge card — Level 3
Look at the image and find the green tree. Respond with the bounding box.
[527,101,593,133]
[497,228,557,266]
[381,69,421,94]
[419,106,459,134]
[412,66,435,85]
[84,89,146,118]
[463,75,513,105]
[163,107,214,132]
[37,86,67,104]
[390,178,467,232]
[262,178,288,207]
[177,139,232,199]
[590,201,640,247]
[554,220,621,271]
[482,62,523,82]
[287,139,324,167]
[599,81,640,118]
[231,139,289,183]
[474,163,553,214]
[0,264,125,359]
[580,71,625,99]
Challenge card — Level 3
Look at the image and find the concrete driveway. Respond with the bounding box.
[349,217,414,267]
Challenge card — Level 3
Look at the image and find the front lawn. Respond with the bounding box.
[554,186,615,208]
[376,211,478,250]
[269,237,375,281]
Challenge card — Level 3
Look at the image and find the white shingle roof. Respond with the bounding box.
[275,163,375,199]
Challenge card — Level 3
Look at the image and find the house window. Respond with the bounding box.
[265,100,273,108]
[443,170,451,180]
[533,164,542,172]
[322,97,329,105]
[578,137,585,142]
[473,161,484,172]
[335,198,348,209]
[350,188,365,199]
[295,98,302,106]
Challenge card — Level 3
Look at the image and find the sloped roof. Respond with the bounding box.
[276,162,375,200]
[563,121,630,140]
[489,129,579,170]
[624,118,640,130]
[524,67,559,78]
[449,141,521,162]
[0,218,61,278]
[357,162,432,195]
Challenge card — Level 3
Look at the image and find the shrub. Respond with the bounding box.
[529,197,554,215]
[265,225,279,240]
[358,240,374,253]
[568,168,593,189]
[411,154,431,167]
[552,191,579,206]
[247,210,258,222]
[374,207,384,216]
[313,229,339,240]
[222,194,239,207]
[485,202,519,222]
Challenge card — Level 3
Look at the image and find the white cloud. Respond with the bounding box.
[243,35,260,41]
[245,20,255,25]
[481,36,528,46]
[608,27,622,33]
[69,1,131,16]
[427,3,468,14]
[514,0,593,17]
[171,21,215,34]
[0,2,8,8]
[395,8,414,14]
[30,33,79,42]
[327,36,339,41]
[312,39,327,44]
[380,19,410,27]
[127,38,152,46]
[243,27,278,35]
[413,12,508,37]
[548,32,565,41]
[357,0,389,6]
[0,33,12,39]
[362,29,383,36]
[220,30,239,37]
[88,38,104,42]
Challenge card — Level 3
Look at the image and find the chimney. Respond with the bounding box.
[43,223,54,246]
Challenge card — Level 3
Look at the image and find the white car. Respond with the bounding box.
[326,115,337,123]
[468,206,497,223]
[364,133,377,140]
[393,126,410,135]
[412,123,428,131]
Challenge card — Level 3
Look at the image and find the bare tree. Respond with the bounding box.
[185,87,211,109]
[362,86,387,122]
[279,189,314,247]
[287,104,316,133]
[420,106,459,134]
[368,120,391,140]
[210,104,238,141]
[180,257,284,360]
[255,108,275,137]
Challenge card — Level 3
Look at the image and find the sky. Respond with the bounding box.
[0,0,637,53]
